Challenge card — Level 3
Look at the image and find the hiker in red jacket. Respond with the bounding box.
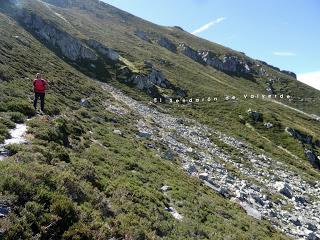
[33,73,48,114]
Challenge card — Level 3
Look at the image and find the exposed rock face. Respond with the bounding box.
[130,67,172,90]
[305,150,320,170]
[85,39,119,62]
[199,50,252,73]
[281,70,297,79]
[266,78,276,94]
[134,30,150,42]
[125,62,186,98]
[20,13,97,61]
[257,60,296,79]
[285,128,313,145]
[178,44,252,74]
[178,43,204,63]
[157,37,177,52]
[222,55,251,73]
[199,50,223,68]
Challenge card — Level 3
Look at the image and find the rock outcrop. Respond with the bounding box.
[178,43,252,74]
[257,60,296,79]
[178,43,204,64]
[281,70,297,79]
[129,67,172,90]
[266,78,276,94]
[125,62,186,98]
[305,150,320,170]
[285,128,313,145]
[157,37,177,52]
[20,13,97,61]
[85,39,119,62]
[134,30,151,42]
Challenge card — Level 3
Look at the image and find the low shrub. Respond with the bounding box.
[9,112,25,123]
[6,100,35,116]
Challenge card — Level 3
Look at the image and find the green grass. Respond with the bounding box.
[0,0,319,239]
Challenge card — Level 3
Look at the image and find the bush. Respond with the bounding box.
[10,112,25,123]
[50,195,79,234]
[5,143,23,156]
[6,100,35,116]
[0,123,10,143]
[0,64,13,82]
[49,142,70,162]
[0,117,16,128]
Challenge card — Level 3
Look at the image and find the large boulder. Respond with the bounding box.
[0,202,10,218]
[274,181,293,198]
[305,149,320,170]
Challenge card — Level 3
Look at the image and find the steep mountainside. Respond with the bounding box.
[0,0,319,239]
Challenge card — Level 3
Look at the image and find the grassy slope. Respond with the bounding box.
[40,0,320,181]
[0,9,290,240]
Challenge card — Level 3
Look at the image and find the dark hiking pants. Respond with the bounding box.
[34,92,45,112]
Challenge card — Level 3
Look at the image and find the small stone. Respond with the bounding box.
[290,217,302,226]
[198,172,209,180]
[264,122,273,129]
[183,164,197,174]
[80,98,90,107]
[160,185,172,192]
[137,130,152,138]
[113,129,122,135]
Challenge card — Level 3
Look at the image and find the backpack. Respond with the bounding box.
[34,79,47,92]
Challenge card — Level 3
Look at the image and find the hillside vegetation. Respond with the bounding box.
[0,0,319,239]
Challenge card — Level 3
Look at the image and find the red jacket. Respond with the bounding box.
[33,79,48,93]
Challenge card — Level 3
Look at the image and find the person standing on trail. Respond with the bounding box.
[33,73,48,114]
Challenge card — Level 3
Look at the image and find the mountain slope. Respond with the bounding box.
[0,0,319,239]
